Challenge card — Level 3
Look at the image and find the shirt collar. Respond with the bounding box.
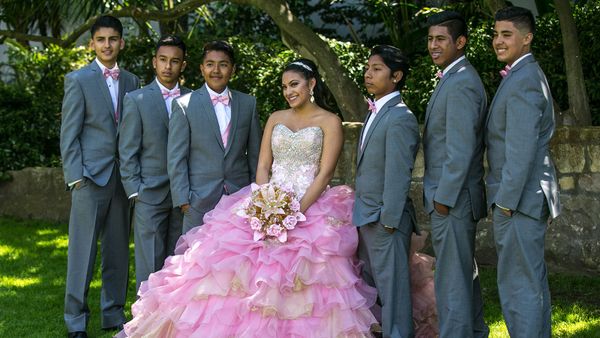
[205,84,229,98]
[374,91,400,113]
[509,52,532,68]
[442,55,466,75]
[156,78,180,93]
[95,58,119,73]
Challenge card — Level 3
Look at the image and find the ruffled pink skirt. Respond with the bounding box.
[118,185,437,338]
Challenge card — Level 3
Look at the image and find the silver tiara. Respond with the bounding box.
[290,61,312,72]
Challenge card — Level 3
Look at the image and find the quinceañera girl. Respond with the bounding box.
[117,59,435,338]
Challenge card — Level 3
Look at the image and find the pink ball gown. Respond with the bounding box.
[118,124,437,338]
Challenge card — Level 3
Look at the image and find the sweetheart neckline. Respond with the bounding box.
[274,123,323,134]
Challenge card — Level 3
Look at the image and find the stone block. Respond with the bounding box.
[558,176,575,191]
[553,144,585,173]
[413,147,424,179]
[578,173,600,193]
[589,145,600,173]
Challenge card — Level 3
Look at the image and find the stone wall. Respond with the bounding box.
[1,125,599,275]
[334,125,600,276]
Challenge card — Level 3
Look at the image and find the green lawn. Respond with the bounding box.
[0,217,599,337]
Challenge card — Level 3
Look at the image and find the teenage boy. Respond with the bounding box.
[354,45,419,338]
[60,15,139,338]
[486,6,561,337]
[424,11,489,338]
[168,40,262,234]
[119,35,191,291]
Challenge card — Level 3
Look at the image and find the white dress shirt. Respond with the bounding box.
[205,84,231,134]
[95,58,119,114]
[156,79,180,118]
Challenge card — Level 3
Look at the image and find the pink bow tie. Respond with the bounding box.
[367,99,377,114]
[162,88,180,99]
[103,67,120,80]
[499,65,511,78]
[211,94,230,106]
[436,71,444,79]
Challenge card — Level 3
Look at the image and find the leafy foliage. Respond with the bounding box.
[1,2,599,174]
[0,43,91,175]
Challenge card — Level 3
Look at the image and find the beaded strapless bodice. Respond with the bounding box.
[270,124,323,198]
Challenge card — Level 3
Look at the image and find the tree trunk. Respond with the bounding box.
[554,0,591,125]
[234,0,367,121]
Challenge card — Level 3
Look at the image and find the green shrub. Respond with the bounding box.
[1,2,599,175]
[0,43,90,176]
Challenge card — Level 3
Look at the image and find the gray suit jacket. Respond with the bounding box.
[119,80,192,205]
[60,61,140,187]
[167,84,262,212]
[485,54,560,220]
[353,94,419,234]
[423,58,487,220]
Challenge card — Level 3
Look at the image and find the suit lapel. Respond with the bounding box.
[225,90,238,155]
[357,95,402,166]
[486,55,535,126]
[148,80,170,127]
[117,71,127,124]
[90,62,115,121]
[424,78,444,127]
[425,58,467,127]
[199,85,225,151]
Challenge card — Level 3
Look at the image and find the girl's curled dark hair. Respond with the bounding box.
[283,58,334,112]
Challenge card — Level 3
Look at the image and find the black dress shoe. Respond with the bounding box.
[103,323,124,331]
[67,332,87,338]
[370,323,383,338]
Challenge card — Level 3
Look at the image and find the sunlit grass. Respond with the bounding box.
[0,217,598,337]
[0,276,40,287]
[0,244,25,258]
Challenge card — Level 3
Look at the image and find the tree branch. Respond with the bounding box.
[62,0,211,46]
[234,0,367,121]
[0,30,62,45]
[0,0,211,47]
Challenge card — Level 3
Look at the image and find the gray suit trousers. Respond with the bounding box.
[358,218,414,338]
[430,194,488,338]
[493,206,551,338]
[133,197,183,291]
[64,167,130,331]
[182,205,206,234]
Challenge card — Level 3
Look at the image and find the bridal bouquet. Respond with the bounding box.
[237,183,306,243]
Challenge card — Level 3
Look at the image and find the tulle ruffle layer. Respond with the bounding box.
[119,185,437,338]
[120,186,378,338]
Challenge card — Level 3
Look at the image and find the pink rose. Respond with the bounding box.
[290,199,300,212]
[266,223,283,237]
[250,217,263,231]
[282,215,297,230]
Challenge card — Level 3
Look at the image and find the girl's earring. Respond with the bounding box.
[310,90,315,103]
